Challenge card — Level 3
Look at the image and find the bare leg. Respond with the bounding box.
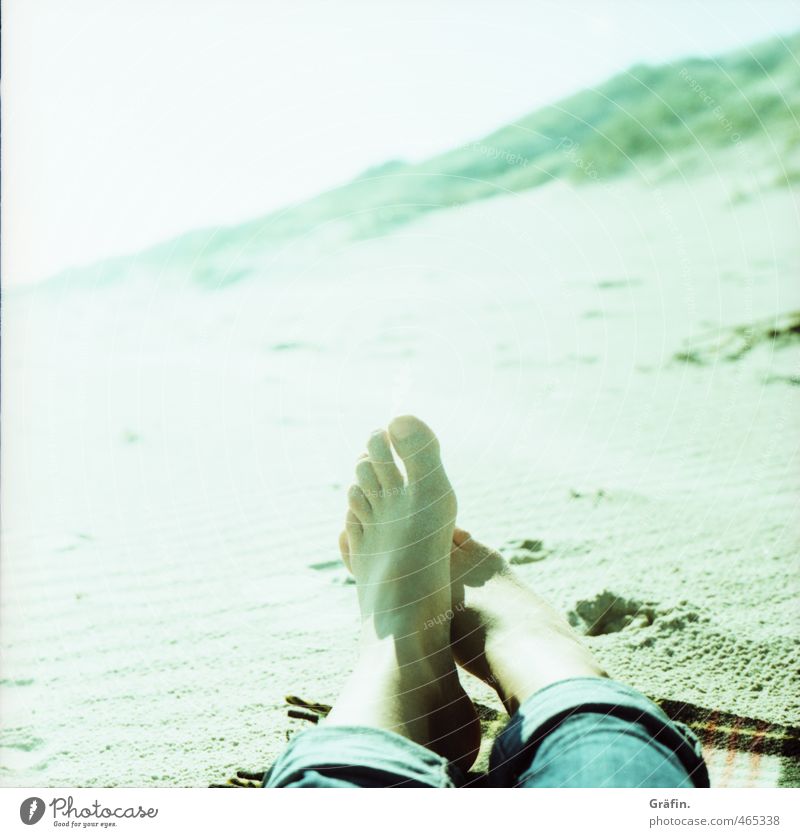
[449,527,606,716]
[328,417,480,772]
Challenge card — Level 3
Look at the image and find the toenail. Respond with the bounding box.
[390,420,413,439]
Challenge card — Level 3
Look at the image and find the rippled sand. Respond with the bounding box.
[2,168,798,786]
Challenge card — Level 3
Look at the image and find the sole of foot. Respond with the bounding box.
[334,416,481,772]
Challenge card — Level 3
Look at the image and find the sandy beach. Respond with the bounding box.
[2,142,798,787]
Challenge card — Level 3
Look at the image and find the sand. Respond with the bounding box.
[1,161,798,786]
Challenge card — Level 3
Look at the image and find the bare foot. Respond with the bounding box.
[449,527,606,716]
[329,417,480,772]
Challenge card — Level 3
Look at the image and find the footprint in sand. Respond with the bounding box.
[569,591,705,638]
[596,277,643,290]
[568,590,657,636]
[307,558,355,585]
[500,538,549,565]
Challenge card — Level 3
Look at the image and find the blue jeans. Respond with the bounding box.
[263,677,709,787]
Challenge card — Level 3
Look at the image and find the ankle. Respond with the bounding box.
[484,630,607,712]
[359,623,452,674]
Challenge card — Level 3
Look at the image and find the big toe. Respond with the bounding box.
[388,415,443,483]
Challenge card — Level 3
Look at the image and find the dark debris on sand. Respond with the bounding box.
[674,311,800,365]
[209,695,505,787]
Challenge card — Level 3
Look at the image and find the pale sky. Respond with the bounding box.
[3,0,798,286]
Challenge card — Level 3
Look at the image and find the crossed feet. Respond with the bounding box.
[329,416,605,773]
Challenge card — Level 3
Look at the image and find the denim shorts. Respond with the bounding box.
[263,677,710,787]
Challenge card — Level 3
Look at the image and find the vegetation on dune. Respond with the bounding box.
[48,31,800,288]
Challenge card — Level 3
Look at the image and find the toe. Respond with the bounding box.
[388,415,442,483]
[355,458,381,500]
[453,527,472,547]
[366,429,404,490]
[347,484,373,521]
[345,508,363,540]
[338,530,352,573]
